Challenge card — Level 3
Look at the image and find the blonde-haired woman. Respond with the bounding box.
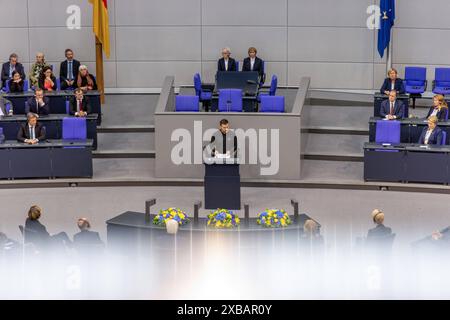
[380,68,405,95]
[24,205,72,249]
[367,209,392,238]
[426,94,449,121]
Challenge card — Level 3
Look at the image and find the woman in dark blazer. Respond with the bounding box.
[426,94,449,121]
[242,47,264,80]
[8,71,24,93]
[418,116,443,145]
[24,205,72,250]
[380,68,405,95]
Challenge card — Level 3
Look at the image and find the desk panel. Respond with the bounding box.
[364,148,405,182]
[405,151,448,184]
[9,148,52,179]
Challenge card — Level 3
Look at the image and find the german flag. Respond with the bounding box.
[90,0,110,58]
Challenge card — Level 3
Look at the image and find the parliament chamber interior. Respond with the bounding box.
[1,0,450,303]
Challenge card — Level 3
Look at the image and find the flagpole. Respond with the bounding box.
[95,36,105,104]
[386,26,393,74]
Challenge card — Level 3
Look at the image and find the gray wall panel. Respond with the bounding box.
[396,0,450,29]
[202,0,287,26]
[0,28,29,63]
[288,0,374,27]
[288,27,374,63]
[0,0,28,27]
[115,27,201,61]
[115,0,200,26]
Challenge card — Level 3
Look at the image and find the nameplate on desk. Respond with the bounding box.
[381,143,392,146]
[215,153,231,159]
[419,145,429,149]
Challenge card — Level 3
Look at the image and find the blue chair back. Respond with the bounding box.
[193,73,202,96]
[375,120,401,144]
[235,61,239,71]
[62,117,87,140]
[269,75,278,96]
[5,80,10,93]
[435,68,450,85]
[56,78,61,91]
[5,102,12,114]
[218,89,243,112]
[24,101,30,114]
[260,95,285,113]
[441,131,447,145]
[23,80,29,91]
[175,95,199,112]
[404,67,427,94]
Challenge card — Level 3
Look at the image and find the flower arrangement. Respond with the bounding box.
[207,209,240,228]
[153,208,189,226]
[257,209,292,228]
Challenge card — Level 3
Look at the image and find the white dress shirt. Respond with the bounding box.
[28,125,35,140]
[250,58,255,71]
[224,59,229,71]
[424,129,433,145]
[390,81,395,91]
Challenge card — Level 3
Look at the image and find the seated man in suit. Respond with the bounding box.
[367,209,392,238]
[0,96,13,116]
[1,53,26,89]
[70,88,92,117]
[60,49,81,90]
[73,218,104,248]
[418,116,443,145]
[242,47,264,81]
[26,88,50,115]
[380,90,404,120]
[17,112,46,144]
[380,68,405,95]
[217,47,237,72]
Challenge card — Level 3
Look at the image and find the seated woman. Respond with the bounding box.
[24,205,72,250]
[30,52,50,88]
[38,66,57,91]
[426,94,448,121]
[367,209,392,238]
[380,68,405,95]
[418,116,443,145]
[77,65,97,91]
[8,71,24,93]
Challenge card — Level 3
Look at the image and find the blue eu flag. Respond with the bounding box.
[377,0,396,58]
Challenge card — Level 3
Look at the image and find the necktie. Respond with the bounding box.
[390,102,394,115]
[29,126,35,140]
[77,100,81,112]
[68,61,73,81]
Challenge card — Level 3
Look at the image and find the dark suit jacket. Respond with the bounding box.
[17,123,46,142]
[60,59,80,83]
[8,79,24,93]
[26,97,50,115]
[380,78,405,94]
[418,126,443,145]
[380,99,404,119]
[69,96,91,115]
[24,218,50,245]
[367,224,392,238]
[242,57,264,77]
[73,230,103,247]
[1,62,26,87]
[426,106,448,121]
[218,58,237,72]
[38,75,57,91]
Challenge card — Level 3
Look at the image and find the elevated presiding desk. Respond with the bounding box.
[211,71,260,112]
[0,114,98,149]
[2,90,102,124]
[369,117,450,145]
[0,139,93,179]
[364,142,450,184]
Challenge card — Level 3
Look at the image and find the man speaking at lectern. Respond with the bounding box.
[210,119,238,158]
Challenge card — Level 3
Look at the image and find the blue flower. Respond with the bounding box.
[217,212,226,221]
[276,210,284,218]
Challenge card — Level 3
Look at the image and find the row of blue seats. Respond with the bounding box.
[375,120,447,146]
[192,73,278,111]
[175,91,284,113]
[404,67,450,95]
[0,117,89,141]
